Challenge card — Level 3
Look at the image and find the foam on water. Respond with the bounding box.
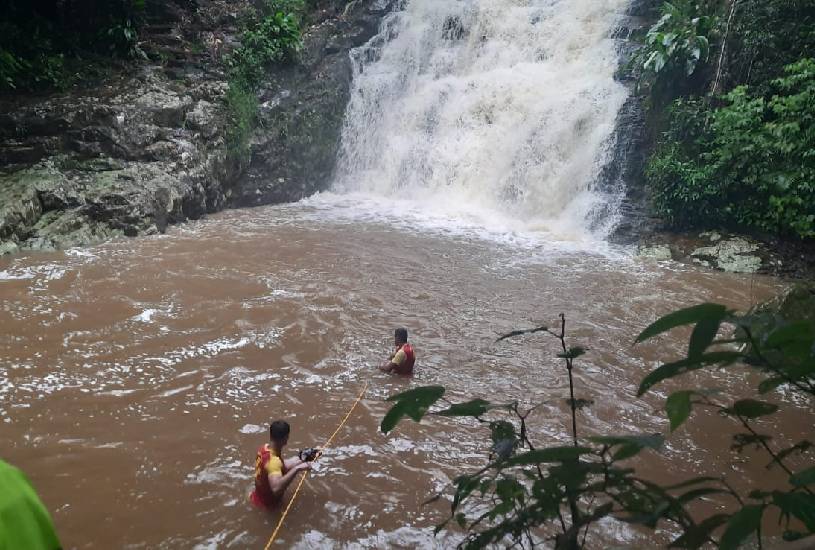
[300,191,631,258]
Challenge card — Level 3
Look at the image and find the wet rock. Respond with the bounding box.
[637,244,672,261]
[0,0,394,254]
[133,89,193,128]
[690,236,762,273]
[27,210,124,251]
[0,241,19,256]
[766,284,815,323]
[185,100,218,137]
[442,16,466,40]
[237,0,398,206]
[0,168,46,242]
[635,230,805,276]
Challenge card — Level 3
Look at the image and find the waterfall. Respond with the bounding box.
[332,0,631,240]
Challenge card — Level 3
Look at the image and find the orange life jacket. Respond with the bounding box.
[250,444,285,508]
[395,343,415,375]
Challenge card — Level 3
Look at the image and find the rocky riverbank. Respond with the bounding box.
[636,230,815,279]
[0,0,393,255]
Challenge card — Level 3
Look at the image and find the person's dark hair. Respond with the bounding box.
[269,420,290,443]
[395,328,408,344]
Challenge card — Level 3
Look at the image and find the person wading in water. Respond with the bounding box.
[250,420,316,509]
[379,328,416,375]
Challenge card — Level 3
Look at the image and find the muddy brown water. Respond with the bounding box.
[0,201,807,548]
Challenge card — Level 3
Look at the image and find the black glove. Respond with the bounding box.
[298,447,320,462]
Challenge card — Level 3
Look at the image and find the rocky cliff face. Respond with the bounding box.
[0,0,393,255]
[602,0,660,244]
[236,0,395,206]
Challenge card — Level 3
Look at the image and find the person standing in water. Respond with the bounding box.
[379,327,416,375]
[250,420,313,509]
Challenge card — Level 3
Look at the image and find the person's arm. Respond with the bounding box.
[268,462,310,498]
[380,348,406,373]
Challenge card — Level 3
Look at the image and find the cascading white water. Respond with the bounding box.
[332,0,631,240]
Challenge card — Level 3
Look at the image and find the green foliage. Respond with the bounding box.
[636,0,717,97]
[102,18,144,60]
[380,385,445,433]
[638,0,815,240]
[228,0,304,87]
[646,58,815,238]
[224,81,259,165]
[0,460,61,549]
[725,0,815,94]
[382,300,815,548]
[224,0,306,163]
[0,48,24,90]
[0,0,148,91]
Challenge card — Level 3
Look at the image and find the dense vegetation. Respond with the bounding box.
[383,299,815,548]
[638,0,815,239]
[224,0,306,163]
[0,0,158,91]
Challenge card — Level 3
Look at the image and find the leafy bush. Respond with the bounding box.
[228,0,304,87]
[636,0,718,99]
[0,0,148,91]
[224,0,305,163]
[647,59,815,238]
[224,81,259,164]
[102,18,145,60]
[724,0,815,94]
[0,48,25,90]
[0,460,61,548]
[382,301,815,548]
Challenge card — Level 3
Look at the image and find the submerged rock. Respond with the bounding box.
[637,244,672,261]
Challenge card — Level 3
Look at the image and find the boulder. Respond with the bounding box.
[690,236,762,273]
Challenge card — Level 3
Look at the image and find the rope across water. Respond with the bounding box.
[263,381,369,548]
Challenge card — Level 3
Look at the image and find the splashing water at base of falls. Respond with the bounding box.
[331,0,631,242]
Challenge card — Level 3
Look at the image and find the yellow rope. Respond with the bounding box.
[263,381,369,549]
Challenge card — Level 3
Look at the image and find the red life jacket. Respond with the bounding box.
[249,444,285,508]
[395,343,416,375]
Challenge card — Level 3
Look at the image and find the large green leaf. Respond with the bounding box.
[666,390,693,431]
[451,475,480,512]
[773,491,815,531]
[496,325,548,342]
[731,432,773,453]
[688,314,724,358]
[664,476,721,491]
[557,346,586,359]
[669,513,729,549]
[765,320,815,348]
[723,399,779,419]
[436,399,491,417]
[790,466,815,488]
[590,434,664,460]
[0,460,61,550]
[381,386,445,433]
[757,376,786,394]
[638,352,741,396]
[503,446,592,466]
[719,505,763,550]
[636,303,729,343]
[764,321,815,365]
[590,434,665,449]
[495,478,525,504]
